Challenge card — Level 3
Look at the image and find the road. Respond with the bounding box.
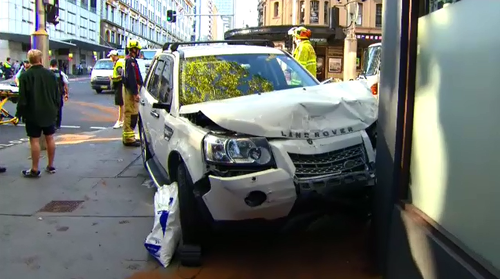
[0,78,118,148]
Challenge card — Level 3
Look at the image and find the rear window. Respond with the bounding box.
[180,53,319,105]
[93,60,113,70]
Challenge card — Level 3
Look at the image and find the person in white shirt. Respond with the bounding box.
[14,60,30,86]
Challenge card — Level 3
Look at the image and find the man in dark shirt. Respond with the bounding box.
[16,49,60,178]
[122,39,143,147]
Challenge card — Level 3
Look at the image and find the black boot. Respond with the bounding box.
[123,140,140,147]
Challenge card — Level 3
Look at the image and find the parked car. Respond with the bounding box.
[90,58,114,94]
[139,41,378,266]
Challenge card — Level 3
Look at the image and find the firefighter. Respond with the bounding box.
[290,27,317,77]
[108,50,125,129]
[122,40,143,147]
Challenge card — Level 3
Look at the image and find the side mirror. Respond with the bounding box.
[152,102,170,111]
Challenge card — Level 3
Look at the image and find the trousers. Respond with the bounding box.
[122,86,139,143]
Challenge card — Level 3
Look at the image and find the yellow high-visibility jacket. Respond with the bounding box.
[293,40,317,77]
[112,59,125,82]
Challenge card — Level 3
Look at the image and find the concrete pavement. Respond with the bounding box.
[0,128,160,279]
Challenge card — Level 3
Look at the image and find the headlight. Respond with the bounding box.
[203,134,273,165]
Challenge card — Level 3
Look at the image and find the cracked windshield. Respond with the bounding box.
[180,54,318,105]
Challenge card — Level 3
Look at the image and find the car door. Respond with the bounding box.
[153,55,176,171]
[140,57,166,154]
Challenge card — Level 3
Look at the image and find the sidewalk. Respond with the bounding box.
[0,129,160,279]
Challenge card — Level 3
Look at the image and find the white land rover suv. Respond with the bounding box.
[139,40,377,266]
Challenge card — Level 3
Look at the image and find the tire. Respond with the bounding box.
[139,120,151,168]
[177,162,205,267]
[95,89,102,94]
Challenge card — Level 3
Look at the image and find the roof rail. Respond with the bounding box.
[169,40,275,52]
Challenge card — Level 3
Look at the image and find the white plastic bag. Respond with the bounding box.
[144,182,182,267]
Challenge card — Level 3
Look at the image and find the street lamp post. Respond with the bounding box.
[343,0,358,81]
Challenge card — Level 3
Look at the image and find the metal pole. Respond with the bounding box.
[292,0,297,25]
[33,0,49,150]
[343,1,358,81]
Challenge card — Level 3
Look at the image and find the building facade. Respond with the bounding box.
[100,0,194,49]
[214,0,234,30]
[0,0,110,74]
[255,0,383,80]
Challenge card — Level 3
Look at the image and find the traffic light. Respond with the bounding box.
[46,0,60,26]
[166,10,177,23]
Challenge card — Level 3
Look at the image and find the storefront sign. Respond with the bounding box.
[310,38,327,43]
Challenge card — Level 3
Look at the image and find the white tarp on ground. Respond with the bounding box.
[144,182,181,267]
[179,80,378,139]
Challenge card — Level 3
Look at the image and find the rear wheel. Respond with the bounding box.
[177,162,205,267]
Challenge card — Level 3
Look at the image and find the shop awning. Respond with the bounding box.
[224,25,345,41]
[61,38,114,52]
[0,32,76,49]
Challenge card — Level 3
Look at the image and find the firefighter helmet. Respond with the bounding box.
[127,40,142,50]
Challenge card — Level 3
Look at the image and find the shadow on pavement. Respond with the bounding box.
[129,215,379,279]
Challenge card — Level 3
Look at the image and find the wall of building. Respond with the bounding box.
[101,0,194,47]
[377,0,500,278]
[199,0,214,40]
[409,0,500,274]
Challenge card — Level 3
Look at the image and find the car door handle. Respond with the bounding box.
[150,110,160,118]
[140,99,145,106]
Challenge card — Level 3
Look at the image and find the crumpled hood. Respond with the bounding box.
[179,81,378,139]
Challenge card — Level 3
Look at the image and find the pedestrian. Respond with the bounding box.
[16,49,60,178]
[108,50,125,129]
[14,60,30,86]
[122,40,143,147]
[49,59,69,130]
[2,57,13,79]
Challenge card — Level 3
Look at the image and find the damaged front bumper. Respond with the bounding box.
[200,132,375,222]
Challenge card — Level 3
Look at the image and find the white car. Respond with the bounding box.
[137,49,161,78]
[139,41,377,266]
[90,58,114,93]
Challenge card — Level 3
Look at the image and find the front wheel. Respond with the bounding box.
[95,89,102,94]
[177,162,205,267]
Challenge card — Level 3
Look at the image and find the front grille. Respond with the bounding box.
[288,144,367,180]
[94,76,110,82]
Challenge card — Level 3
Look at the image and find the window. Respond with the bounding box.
[310,1,319,24]
[146,59,166,99]
[375,4,382,27]
[179,54,319,106]
[299,1,305,24]
[324,1,329,24]
[273,2,279,17]
[357,3,363,26]
[93,60,114,70]
[159,57,174,103]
